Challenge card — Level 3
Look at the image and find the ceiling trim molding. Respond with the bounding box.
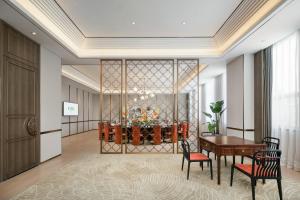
[8,0,284,58]
[62,65,100,92]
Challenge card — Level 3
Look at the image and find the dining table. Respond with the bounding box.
[198,136,266,185]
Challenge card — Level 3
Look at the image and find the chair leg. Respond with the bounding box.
[201,161,203,171]
[187,162,191,180]
[241,156,244,164]
[277,179,283,200]
[251,179,256,200]
[207,152,210,167]
[262,179,266,184]
[181,156,184,171]
[210,160,213,180]
[230,165,234,186]
[224,156,227,167]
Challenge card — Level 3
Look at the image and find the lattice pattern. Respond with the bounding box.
[177,59,199,152]
[125,60,175,153]
[100,60,123,153]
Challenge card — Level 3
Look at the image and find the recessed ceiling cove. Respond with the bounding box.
[9,0,284,58]
[55,0,242,38]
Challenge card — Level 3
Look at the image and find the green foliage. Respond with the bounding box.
[203,112,212,118]
[207,122,217,132]
[203,100,226,134]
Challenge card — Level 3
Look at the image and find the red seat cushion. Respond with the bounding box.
[235,164,265,176]
[190,153,209,161]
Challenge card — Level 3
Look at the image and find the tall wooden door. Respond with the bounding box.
[0,22,40,180]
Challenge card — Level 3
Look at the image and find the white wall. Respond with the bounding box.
[243,54,254,130]
[40,46,62,162]
[61,76,99,137]
[199,70,227,133]
[226,54,254,140]
[227,55,244,134]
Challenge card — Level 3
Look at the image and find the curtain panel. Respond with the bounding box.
[262,47,273,139]
[272,32,300,171]
[254,47,273,143]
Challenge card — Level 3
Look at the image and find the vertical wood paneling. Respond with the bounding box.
[0,22,40,181]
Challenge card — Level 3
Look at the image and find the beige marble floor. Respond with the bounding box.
[0,131,299,200]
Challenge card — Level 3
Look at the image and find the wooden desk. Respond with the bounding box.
[199,136,266,185]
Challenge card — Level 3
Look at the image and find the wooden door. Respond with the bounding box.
[0,22,40,180]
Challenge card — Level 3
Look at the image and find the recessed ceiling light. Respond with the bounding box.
[181,21,187,25]
[131,21,136,25]
[261,40,266,43]
[31,32,37,35]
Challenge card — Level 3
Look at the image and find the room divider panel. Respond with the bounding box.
[177,59,200,153]
[125,59,175,153]
[100,60,123,154]
[99,59,200,154]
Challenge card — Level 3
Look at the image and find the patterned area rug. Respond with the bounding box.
[10,154,300,200]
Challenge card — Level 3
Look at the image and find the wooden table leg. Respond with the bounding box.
[217,155,221,185]
[232,155,235,165]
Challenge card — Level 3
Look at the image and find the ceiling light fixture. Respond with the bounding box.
[131,21,136,25]
[181,21,186,25]
[31,31,37,35]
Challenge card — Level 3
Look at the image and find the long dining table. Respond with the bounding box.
[198,136,266,185]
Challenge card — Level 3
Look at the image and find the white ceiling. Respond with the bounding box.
[8,0,283,57]
[2,0,300,91]
[56,0,242,38]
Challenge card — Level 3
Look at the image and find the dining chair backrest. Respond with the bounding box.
[132,125,141,145]
[153,125,161,145]
[182,122,189,140]
[181,140,191,160]
[263,137,280,150]
[103,122,110,143]
[172,123,178,143]
[252,150,282,179]
[114,124,122,144]
[98,122,103,140]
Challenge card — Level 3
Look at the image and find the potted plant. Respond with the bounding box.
[203,100,225,134]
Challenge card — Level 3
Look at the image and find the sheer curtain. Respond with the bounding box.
[272,32,300,171]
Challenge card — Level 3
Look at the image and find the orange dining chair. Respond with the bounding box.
[172,123,178,143]
[114,124,122,144]
[153,125,162,145]
[182,122,189,141]
[132,125,141,145]
[181,140,213,180]
[98,122,103,140]
[103,123,110,143]
[231,150,282,200]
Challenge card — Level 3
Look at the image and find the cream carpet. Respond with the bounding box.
[10,154,300,200]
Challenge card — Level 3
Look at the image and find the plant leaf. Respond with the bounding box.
[203,112,212,118]
[220,108,226,116]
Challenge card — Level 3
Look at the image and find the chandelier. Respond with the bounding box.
[133,78,155,102]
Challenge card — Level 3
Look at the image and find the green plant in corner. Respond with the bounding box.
[203,100,225,134]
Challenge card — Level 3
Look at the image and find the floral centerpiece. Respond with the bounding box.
[126,106,160,126]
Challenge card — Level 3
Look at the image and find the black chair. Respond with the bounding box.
[231,150,282,200]
[181,140,213,180]
[241,136,280,163]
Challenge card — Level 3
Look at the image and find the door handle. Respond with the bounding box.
[25,117,38,136]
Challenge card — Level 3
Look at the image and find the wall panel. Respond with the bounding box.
[61,76,100,137]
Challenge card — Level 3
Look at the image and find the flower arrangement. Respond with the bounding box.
[127,106,160,126]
